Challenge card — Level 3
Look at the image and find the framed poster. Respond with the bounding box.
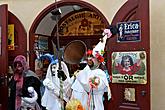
[8,24,15,50]
[38,36,48,50]
[111,51,147,84]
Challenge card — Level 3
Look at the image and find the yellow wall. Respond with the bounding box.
[0,0,164,109]
[150,0,165,109]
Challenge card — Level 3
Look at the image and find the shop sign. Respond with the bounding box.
[59,10,106,36]
[111,51,147,84]
[117,20,141,42]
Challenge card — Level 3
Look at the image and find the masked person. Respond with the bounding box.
[41,54,72,110]
[8,55,41,110]
[71,28,113,110]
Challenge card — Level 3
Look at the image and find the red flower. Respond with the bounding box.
[95,53,104,63]
[86,50,93,56]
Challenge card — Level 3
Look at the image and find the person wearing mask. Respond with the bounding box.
[41,53,72,110]
[71,28,113,110]
[8,55,41,110]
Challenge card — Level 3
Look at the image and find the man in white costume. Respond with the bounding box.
[71,28,113,110]
[41,54,71,110]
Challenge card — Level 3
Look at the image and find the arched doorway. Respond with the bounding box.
[29,0,109,71]
[0,4,27,110]
[107,0,150,109]
[8,11,27,66]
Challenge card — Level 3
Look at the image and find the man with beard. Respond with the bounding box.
[70,28,112,110]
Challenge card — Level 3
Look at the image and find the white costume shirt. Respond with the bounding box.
[41,61,71,110]
[71,65,111,110]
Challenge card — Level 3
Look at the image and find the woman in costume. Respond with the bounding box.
[8,55,41,110]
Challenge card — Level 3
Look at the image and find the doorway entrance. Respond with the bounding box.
[0,4,27,110]
[29,0,109,71]
[106,0,150,109]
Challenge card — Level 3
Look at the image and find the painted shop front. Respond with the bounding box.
[0,0,150,110]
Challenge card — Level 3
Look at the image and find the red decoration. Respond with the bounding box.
[86,49,93,57]
[95,53,104,63]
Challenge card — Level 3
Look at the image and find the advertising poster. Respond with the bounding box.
[8,24,15,50]
[117,20,141,42]
[111,51,147,84]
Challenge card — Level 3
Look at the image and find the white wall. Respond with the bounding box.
[0,0,164,110]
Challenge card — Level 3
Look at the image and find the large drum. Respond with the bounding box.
[63,40,87,64]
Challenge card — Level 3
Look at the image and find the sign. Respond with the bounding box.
[8,24,15,50]
[117,20,141,42]
[111,51,147,84]
[59,10,106,36]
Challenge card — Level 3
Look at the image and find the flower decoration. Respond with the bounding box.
[100,50,105,55]
[86,49,93,57]
[103,29,112,38]
[95,52,104,63]
[89,76,100,88]
[65,99,84,110]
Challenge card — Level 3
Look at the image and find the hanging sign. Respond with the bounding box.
[8,24,15,50]
[58,10,106,36]
[111,51,147,84]
[117,20,141,42]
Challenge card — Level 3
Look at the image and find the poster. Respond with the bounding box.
[111,51,147,84]
[8,24,15,50]
[38,36,48,50]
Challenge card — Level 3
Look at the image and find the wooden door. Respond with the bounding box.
[106,0,150,110]
[0,4,8,110]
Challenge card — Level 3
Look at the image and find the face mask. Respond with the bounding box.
[51,64,57,75]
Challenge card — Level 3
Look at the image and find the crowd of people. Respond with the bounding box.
[8,28,113,110]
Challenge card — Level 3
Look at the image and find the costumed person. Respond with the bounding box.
[71,28,113,110]
[8,55,41,110]
[41,53,72,110]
